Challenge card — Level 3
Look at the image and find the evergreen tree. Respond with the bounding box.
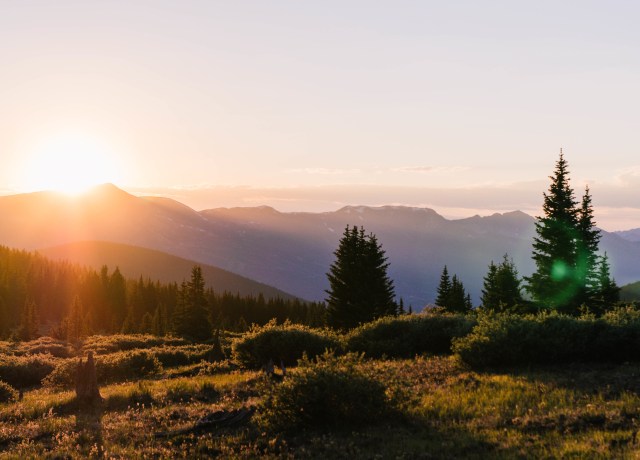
[171,281,189,336]
[65,295,87,345]
[481,255,523,312]
[480,261,499,309]
[592,253,620,312]
[575,186,601,305]
[173,266,212,341]
[447,275,471,313]
[326,226,396,329]
[435,266,452,307]
[526,153,601,312]
[152,303,168,336]
[16,299,39,341]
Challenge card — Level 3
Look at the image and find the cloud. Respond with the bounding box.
[392,165,469,174]
[285,168,363,175]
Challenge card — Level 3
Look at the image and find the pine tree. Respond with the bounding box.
[480,261,499,310]
[447,275,471,313]
[575,186,601,306]
[435,266,471,313]
[152,303,168,336]
[173,266,212,341]
[481,255,523,312]
[326,226,396,329]
[526,152,597,312]
[16,299,39,341]
[65,295,87,345]
[435,266,452,307]
[592,253,620,313]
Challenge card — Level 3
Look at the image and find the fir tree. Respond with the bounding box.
[435,266,452,307]
[480,261,499,310]
[65,295,87,345]
[173,266,212,341]
[593,253,620,313]
[481,255,523,312]
[326,225,396,329]
[526,152,601,312]
[435,266,471,312]
[575,186,601,305]
[447,275,471,313]
[16,299,39,341]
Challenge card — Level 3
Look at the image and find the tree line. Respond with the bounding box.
[0,248,324,341]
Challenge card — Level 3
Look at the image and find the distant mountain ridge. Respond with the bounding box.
[615,228,640,243]
[1,184,639,307]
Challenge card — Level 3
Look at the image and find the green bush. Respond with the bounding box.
[452,310,640,368]
[0,381,18,404]
[258,352,388,432]
[346,313,476,358]
[16,337,73,358]
[0,354,58,389]
[231,320,341,368]
[82,334,188,355]
[150,344,214,368]
[43,350,163,388]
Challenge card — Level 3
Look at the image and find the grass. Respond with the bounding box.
[0,356,639,458]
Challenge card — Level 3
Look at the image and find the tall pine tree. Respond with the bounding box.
[326,226,396,329]
[525,152,613,313]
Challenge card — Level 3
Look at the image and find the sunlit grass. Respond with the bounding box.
[1,351,640,457]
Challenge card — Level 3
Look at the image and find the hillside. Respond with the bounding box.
[1,184,639,306]
[38,241,297,300]
[621,281,640,301]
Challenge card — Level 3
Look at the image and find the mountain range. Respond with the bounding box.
[1,183,639,307]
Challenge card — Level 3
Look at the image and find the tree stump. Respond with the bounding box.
[75,352,102,407]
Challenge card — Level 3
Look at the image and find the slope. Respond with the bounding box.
[38,241,297,300]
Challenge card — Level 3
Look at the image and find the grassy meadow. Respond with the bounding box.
[0,317,640,458]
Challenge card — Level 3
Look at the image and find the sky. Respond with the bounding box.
[1,1,640,230]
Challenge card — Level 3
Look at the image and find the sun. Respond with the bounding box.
[22,133,122,195]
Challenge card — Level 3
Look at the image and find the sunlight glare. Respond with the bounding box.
[22,133,121,195]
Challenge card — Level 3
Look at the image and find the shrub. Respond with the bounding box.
[43,350,162,388]
[82,334,188,355]
[0,381,18,404]
[258,352,388,432]
[452,310,637,368]
[346,313,475,358]
[150,344,213,368]
[231,320,341,368]
[17,337,73,358]
[0,354,58,389]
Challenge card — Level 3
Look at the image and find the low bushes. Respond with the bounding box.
[346,313,476,358]
[0,354,58,389]
[453,308,640,368]
[82,334,188,355]
[147,344,214,368]
[258,352,389,432]
[0,381,18,403]
[16,337,73,358]
[231,320,341,368]
[44,350,162,388]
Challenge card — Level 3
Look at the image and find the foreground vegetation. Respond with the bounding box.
[0,314,640,458]
[2,353,640,457]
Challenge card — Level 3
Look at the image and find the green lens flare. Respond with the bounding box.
[551,260,569,281]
